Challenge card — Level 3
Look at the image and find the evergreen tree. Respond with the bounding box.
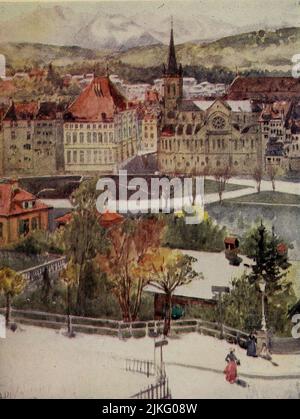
[247,222,290,294]
[244,222,294,330]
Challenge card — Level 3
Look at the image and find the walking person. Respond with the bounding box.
[246,331,257,357]
[260,343,272,361]
[224,348,240,384]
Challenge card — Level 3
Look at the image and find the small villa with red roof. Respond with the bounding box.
[0,179,51,245]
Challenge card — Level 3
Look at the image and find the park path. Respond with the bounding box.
[205,176,300,204]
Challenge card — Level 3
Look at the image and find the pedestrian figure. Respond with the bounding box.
[246,331,257,357]
[224,348,240,384]
[260,343,272,361]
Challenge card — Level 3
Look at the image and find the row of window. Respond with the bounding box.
[36,131,53,136]
[65,131,114,145]
[161,138,257,151]
[65,123,114,130]
[161,157,247,168]
[11,132,31,140]
[66,149,115,165]
[143,133,155,140]
[144,125,155,131]
[37,122,53,127]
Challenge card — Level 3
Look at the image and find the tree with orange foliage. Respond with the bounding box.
[97,215,165,322]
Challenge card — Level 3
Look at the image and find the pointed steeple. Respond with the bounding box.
[167,17,178,75]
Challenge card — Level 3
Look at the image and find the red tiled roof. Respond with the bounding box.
[99,211,124,228]
[54,210,124,228]
[55,212,73,225]
[0,180,49,217]
[145,89,160,103]
[224,237,239,245]
[4,101,38,120]
[227,76,300,100]
[64,76,127,122]
[259,101,292,122]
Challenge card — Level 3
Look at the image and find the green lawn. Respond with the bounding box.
[204,179,249,194]
[288,261,300,299]
[224,191,300,205]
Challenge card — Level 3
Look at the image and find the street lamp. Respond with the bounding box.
[259,277,267,332]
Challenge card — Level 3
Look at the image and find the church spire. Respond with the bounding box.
[167,16,178,75]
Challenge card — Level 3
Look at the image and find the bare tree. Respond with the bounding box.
[267,165,283,192]
[253,166,263,193]
[214,165,233,203]
[0,268,25,327]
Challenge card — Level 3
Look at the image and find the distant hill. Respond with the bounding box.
[0,43,107,70]
[1,27,299,78]
[114,27,300,73]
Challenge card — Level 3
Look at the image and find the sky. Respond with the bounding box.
[0,0,299,31]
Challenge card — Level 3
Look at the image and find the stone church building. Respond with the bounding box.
[158,25,263,175]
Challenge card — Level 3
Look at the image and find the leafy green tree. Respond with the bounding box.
[244,223,290,291]
[12,230,63,255]
[63,179,107,315]
[59,261,78,336]
[163,214,226,252]
[0,268,26,327]
[222,273,296,335]
[145,248,201,336]
[222,274,262,332]
[240,223,294,331]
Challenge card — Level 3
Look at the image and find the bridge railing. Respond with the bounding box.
[18,256,67,282]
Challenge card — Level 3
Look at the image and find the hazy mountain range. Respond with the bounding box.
[0,2,299,51]
[1,26,299,77]
[0,2,299,78]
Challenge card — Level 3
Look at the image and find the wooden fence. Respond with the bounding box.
[2,307,299,354]
[0,307,249,344]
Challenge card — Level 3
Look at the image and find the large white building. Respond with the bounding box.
[63,76,138,174]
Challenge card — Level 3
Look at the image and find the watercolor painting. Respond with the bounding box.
[0,0,300,400]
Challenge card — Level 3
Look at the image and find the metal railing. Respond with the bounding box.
[125,359,156,377]
[131,377,171,400]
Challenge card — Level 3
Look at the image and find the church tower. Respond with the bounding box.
[162,19,183,122]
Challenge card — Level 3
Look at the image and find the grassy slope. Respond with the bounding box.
[225,191,300,205]
[204,179,249,194]
[1,26,299,73]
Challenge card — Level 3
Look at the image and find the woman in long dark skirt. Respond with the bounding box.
[246,332,257,357]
